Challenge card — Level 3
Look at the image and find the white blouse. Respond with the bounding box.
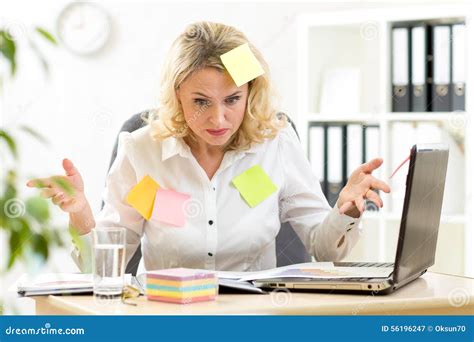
[72,123,362,273]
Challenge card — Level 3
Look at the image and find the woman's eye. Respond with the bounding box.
[225,96,241,105]
[193,99,210,107]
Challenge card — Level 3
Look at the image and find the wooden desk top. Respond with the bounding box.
[33,272,474,315]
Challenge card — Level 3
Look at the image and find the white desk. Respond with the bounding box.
[31,272,474,315]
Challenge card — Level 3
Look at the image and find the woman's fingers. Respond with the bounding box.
[340,163,391,215]
[27,176,74,194]
[365,189,383,208]
[40,188,61,199]
[358,158,383,174]
[59,198,77,211]
[355,195,365,213]
[339,191,383,215]
[27,177,66,189]
[369,177,391,193]
[63,158,80,177]
[26,178,53,188]
[361,175,390,193]
[338,201,353,215]
[51,192,66,206]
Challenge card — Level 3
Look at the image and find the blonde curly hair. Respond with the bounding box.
[145,21,285,151]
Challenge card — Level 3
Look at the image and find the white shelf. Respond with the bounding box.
[305,113,380,123]
[304,112,468,124]
[362,211,466,224]
[384,113,468,122]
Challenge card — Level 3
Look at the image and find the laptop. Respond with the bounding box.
[254,144,449,294]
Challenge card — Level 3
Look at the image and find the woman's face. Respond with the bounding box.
[177,67,248,147]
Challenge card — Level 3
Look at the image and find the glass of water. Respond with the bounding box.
[92,227,126,297]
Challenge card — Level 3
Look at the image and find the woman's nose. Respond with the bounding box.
[208,105,225,126]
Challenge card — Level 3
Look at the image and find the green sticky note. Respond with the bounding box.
[232,165,277,207]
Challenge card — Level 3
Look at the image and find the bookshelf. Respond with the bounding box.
[296,4,473,277]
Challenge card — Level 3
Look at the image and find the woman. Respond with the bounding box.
[27,21,390,273]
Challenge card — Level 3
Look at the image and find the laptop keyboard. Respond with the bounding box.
[347,262,394,268]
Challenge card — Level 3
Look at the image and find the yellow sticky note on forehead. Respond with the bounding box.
[220,43,265,87]
[126,175,160,220]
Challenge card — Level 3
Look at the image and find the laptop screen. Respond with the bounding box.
[393,144,449,283]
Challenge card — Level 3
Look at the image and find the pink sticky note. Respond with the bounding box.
[151,189,190,227]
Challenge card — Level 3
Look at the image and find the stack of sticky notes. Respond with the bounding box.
[146,268,218,304]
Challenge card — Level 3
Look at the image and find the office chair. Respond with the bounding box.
[104,110,311,275]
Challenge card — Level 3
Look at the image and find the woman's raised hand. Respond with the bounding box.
[337,158,391,218]
[26,159,88,214]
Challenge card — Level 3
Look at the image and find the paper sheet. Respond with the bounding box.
[236,263,393,281]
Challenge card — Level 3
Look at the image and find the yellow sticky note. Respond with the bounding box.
[220,43,265,87]
[126,175,160,220]
[231,165,277,208]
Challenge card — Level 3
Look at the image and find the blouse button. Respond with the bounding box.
[208,220,214,225]
[208,252,213,257]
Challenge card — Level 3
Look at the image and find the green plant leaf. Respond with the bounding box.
[51,176,75,196]
[6,169,17,186]
[32,233,49,261]
[5,217,43,270]
[4,185,17,201]
[0,129,18,159]
[25,197,50,223]
[7,230,21,268]
[35,27,57,45]
[1,170,18,204]
[27,38,49,74]
[0,30,17,75]
[51,229,64,247]
[19,125,49,145]
[0,199,5,228]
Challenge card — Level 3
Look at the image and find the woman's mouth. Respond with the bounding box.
[206,128,230,137]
